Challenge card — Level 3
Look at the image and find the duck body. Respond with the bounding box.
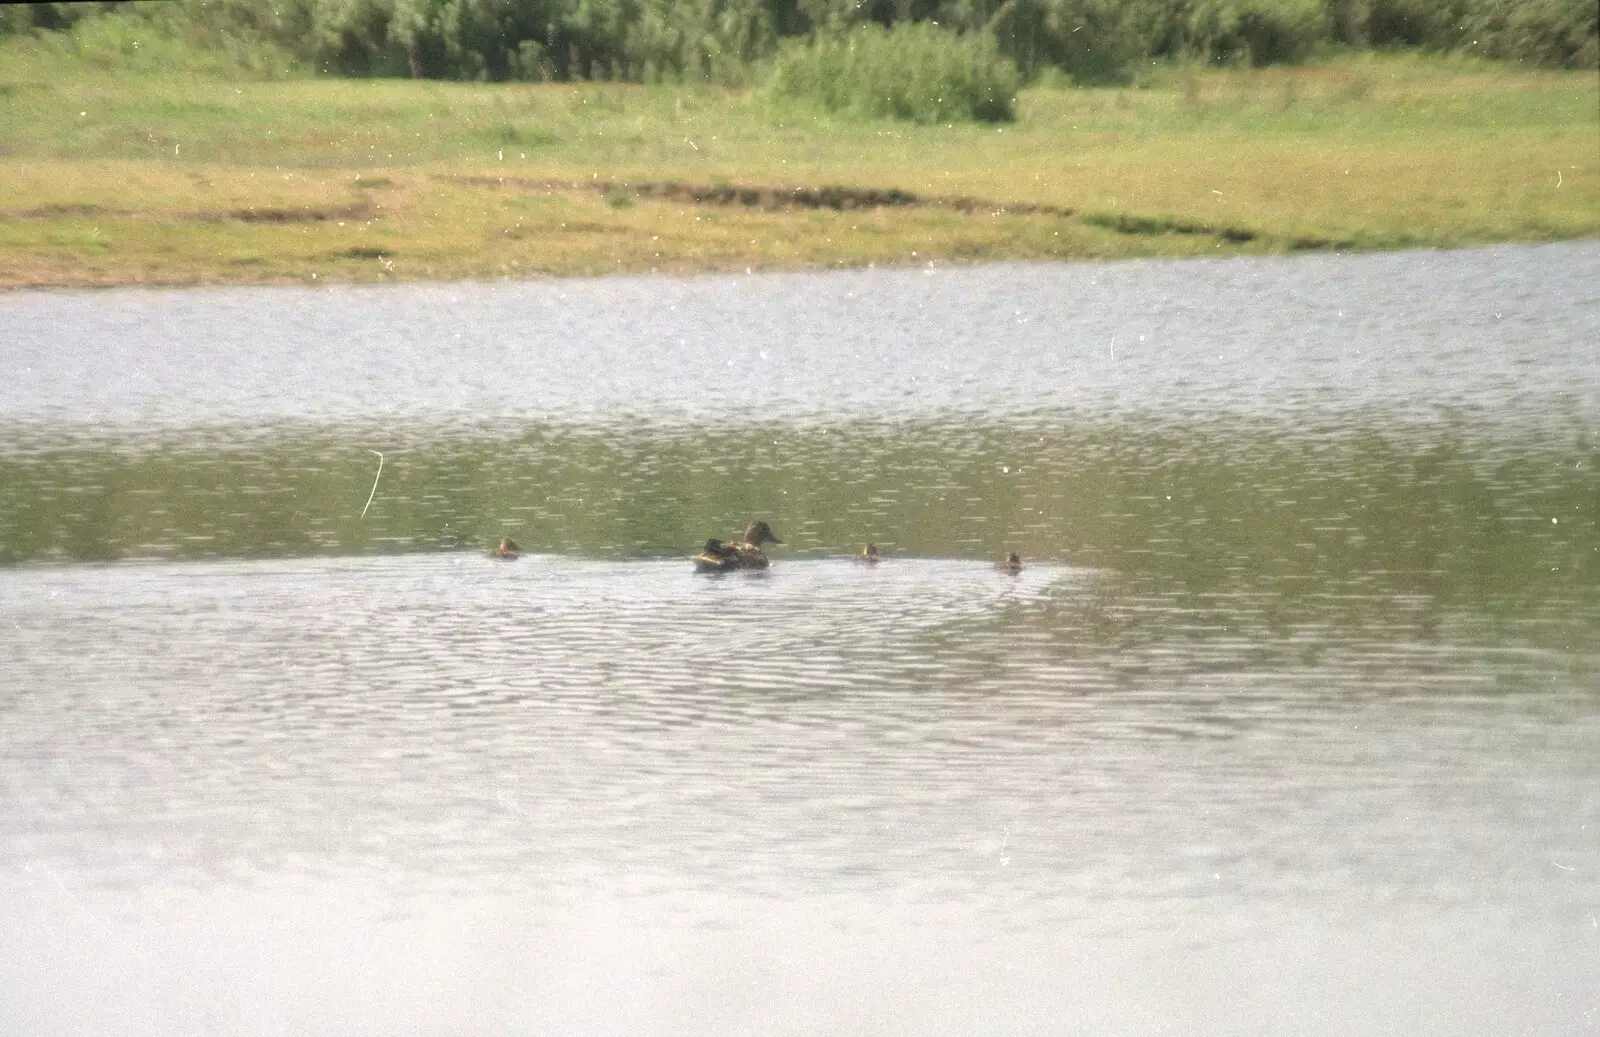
[998,551,1023,573]
[691,537,750,572]
[692,521,782,572]
[692,543,769,572]
[855,543,881,565]
[492,538,521,560]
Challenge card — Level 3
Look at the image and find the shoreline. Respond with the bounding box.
[4,233,1598,294]
[3,159,1592,290]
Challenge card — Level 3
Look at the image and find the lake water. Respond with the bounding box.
[2,244,1597,1034]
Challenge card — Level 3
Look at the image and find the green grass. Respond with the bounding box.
[0,41,1595,286]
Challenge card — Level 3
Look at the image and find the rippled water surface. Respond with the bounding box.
[2,244,1598,1035]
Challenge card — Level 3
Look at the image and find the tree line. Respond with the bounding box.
[5,0,1594,83]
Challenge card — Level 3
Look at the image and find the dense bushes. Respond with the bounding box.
[1456,0,1598,69]
[769,22,1019,121]
[2,0,1593,102]
[278,0,787,81]
[1179,0,1332,65]
[1325,0,1597,66]
[0,1,310,75]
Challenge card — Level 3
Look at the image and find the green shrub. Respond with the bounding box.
[1457,0,1598,69]
[10,3,305,77]
[1164,0,1332,65]
[1355,0,1456,46]
[989,0,1135,83]
[0,2,120,37]
[6,0,1593,83]
[622,0,779,83]
[768,22,1021,122]
[1324,0,1595,67]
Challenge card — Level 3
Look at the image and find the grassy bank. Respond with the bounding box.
[1,47,1595,286]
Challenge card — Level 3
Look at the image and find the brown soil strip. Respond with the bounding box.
[9,202,379,224]
[432,173,1271,242]
[437,174,1079,218]
[5,174,1268,254]
[1082,211,1257,243]
[8,202,378,224]
[1289,234,1358,250]
[195,202,376,223]
[16,203,128,219]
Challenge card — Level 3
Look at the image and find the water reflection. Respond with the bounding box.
[2,416,1592,613]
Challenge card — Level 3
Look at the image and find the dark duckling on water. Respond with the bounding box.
[692,520,782,572]
[492,538,521,560]
[998,551,1022,573]
[855,543,881,565]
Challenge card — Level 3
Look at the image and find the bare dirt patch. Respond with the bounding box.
[16,203,125,219]
[437,174,1080,218]
[200,202,375,224]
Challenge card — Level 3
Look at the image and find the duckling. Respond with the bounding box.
[492,538,521,560]
[998,551,1022,573]
[692,521,782,572]
[855,543,881,565]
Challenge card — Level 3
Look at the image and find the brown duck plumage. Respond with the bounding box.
[692,521,782,572]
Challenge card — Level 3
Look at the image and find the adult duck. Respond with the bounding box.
[491,538,521,560]
[692,520,782,572]
[855,543,881,565]
[998,551,1022,573]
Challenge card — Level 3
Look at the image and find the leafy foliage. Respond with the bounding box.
[768,22,1020,122]
[1456,0,1598,69]
[0,0,1592,96]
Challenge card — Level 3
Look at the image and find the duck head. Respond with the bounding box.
[741,520,782,547]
